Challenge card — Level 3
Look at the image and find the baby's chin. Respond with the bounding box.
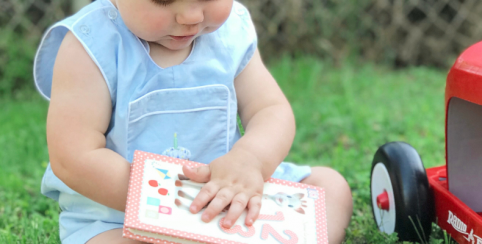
[153,38,196,52]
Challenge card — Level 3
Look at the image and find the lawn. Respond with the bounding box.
[0,57,449,243]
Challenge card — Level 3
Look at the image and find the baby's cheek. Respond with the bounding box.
[145,19,171,36]
[207,2,233,26]
[119,3,172,41]
[132,18,172,41]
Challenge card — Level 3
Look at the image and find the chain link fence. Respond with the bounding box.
[240,0,482,67]
[1,0,482,94]
[368,0,482,66]
[0,0,71,39]
[2,0,482,66]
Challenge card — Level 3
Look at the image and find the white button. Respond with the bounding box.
[80,25,90,35]
[108,9,118,20]
[235,7,245,16]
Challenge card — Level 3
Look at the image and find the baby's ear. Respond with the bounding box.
[294,193,304,199]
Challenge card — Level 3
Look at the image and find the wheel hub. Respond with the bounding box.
[376,190,389,211]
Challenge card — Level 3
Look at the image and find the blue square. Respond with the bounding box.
[147,197,160,206]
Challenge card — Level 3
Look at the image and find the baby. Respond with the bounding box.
[34,0,353,243]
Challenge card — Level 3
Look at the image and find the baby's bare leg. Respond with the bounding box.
[300,166,353,244]
[86,229,148,244]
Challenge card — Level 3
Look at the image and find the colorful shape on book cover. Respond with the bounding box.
[148,180,158,187]
[146,197,160,206]
[258,211,285,221]
[307,188,319,199]
[260,224,299,244]
[219,218,255,237]
[263,192,306,214]
[159,205,172,215]
[145,209,159,219]
[155,168,172,180]
[158,188,168,196]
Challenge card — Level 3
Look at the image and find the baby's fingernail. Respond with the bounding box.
[224,220,231,228]
[247,219,253,225]
[190,206,197,212]
[202,214,210,222]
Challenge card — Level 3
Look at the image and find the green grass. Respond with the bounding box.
[0,90,59,243]
[0,58,448,243]
[272,57,447,244]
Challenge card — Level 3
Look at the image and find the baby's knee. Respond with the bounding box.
[303,167,353,243]
[302,167,352,207]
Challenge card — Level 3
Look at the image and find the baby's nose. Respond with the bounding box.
[176,7,204,26]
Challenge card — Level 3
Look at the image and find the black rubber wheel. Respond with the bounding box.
[370,142,434,242]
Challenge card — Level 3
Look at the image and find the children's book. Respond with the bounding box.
[123,150,328,244]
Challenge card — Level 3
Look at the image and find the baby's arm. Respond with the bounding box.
[183,49,295,228]
[47,31,130,212]
[233,49,296,180]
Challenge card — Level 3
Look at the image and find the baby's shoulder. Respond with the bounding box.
[34,1,123,102]
[219,2,256,36]
[56,0,113,29]
[206,2,257,76]
[213,1,257,53]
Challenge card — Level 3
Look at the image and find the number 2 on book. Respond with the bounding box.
[219,211,298,243]
[258,211,285,221]
[261,224,299,244]
[259,212,298,244]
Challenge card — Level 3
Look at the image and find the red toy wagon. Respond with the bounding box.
[370,41,482,243]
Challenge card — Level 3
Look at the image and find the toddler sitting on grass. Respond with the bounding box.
[34,0,353,243]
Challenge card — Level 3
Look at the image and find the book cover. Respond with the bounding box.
[123,150,328,244]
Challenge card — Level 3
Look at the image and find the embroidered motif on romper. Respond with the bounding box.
[162,133,191,160]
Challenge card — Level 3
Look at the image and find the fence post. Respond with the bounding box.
[72,0,91,12]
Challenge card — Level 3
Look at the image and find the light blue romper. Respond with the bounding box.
[34,0,311,243]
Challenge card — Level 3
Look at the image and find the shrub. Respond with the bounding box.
[0,30,38,97]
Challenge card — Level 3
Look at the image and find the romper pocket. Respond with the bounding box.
[126,85,231,164]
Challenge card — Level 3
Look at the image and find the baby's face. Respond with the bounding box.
[111,0,233,51]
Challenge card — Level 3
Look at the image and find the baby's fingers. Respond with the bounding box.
[245,196,262,226]
[182,165,211,183]
[190,182,220,214]
[201,188,235,223]
[222,193,249,228]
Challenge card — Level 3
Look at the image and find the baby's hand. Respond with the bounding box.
[182,150,264,228]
